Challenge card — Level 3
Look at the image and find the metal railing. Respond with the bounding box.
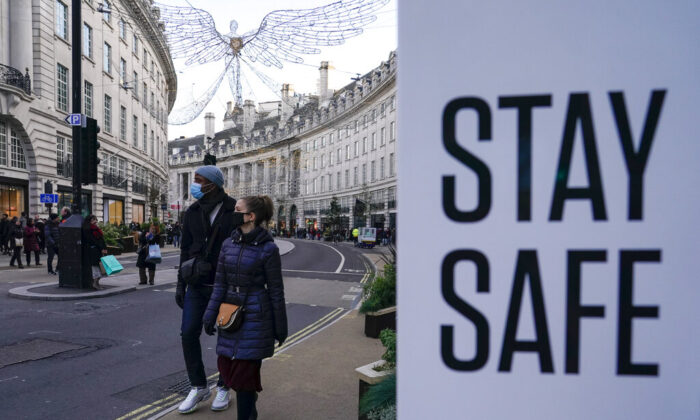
[0,64,31,94]
[57,157,73,178]
[103,172,127,189]
[132,181,148,194]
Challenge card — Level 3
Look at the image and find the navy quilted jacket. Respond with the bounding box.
[203,226,288,360]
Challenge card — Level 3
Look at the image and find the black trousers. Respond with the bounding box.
[47,246,58,272]
[10,247,22,266]
[25,250,40,265]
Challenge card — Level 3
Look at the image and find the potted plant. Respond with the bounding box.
[357,329,396,420]
[360,246,396,338]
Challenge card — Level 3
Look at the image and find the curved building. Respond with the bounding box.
[0,0,175,223]
[168,52,396,233]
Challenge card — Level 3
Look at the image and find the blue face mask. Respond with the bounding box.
[190,183,204,200]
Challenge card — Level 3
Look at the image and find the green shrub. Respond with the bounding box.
[359,373,396,416]
[98,222,124,248]
[360,263,396,313]
[379,329,396,369]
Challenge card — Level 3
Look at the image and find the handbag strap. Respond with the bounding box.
[199,208,221,260]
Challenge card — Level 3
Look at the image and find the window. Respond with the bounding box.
[381,127,386,146]
[56,64,68,112]
[119,58,126,84]
[337,171,341,190]
[143,124,147,152]
[371,133,376,150]
[133,34,139,54]
[391,95,396,110]
[354,120,359,133]
[56,1,68,39]
[313,157,317,170]
[150,60,154,78]
[133,72,138,97]
[321,136,326,148]
[83,24,92,58]
[10,129,26,169]
[156,136,160,161]
[329,151,334,166]
[353,167,358,186]
[103,42,111,74]
[363,115,367,128]
[103,0,111,23]
[104,95,112,134]
[329,133,334,144]
[150,91,154,112]
[362,137,367,154]
[354,141,359,157]
[150,130,154,157]
[380,157,385,179]
[371,161,376,181]
[143,82,147,107]
[390,122,396,141]
[390,153,395,176]
[371,109,376,122]
[313,139,318,150]
[312,178,317,194]
[345,145,350,160]
[345,169,349,188]
[328,174,332,192]
[143,48,147,63]
[119,19,126,39]
[362,163,367,184]
[336,148,341,163]
[56,135,72,176]
[132,116,138,147]
[320,176,325,193]
[0,122,7,165]
[120,106,127,142]
[321,154,326,168]
[84,81,93,117]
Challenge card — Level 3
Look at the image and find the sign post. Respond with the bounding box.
[398,2,700,418]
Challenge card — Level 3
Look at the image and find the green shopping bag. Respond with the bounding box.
[100,255,124,276]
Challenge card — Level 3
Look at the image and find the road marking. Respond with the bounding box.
[282,269,362,276]
[349,286,363,293]
[114,393,180,420]
[314,242,346,273]
[341,295,356,300]
[27,330,62,335]
[0,376,18,383]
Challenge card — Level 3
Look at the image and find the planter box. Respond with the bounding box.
[364,306,396,338]
[356,360,394,420]
[106,245,122,256]
[119,237,137,253]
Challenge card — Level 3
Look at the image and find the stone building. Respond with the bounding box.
[168,52,396,232]
[0,0,175,223]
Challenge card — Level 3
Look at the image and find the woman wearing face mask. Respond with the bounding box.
[23,218,41,266]
[9,217,24,269]
[202,195,288,419]
[82,215,108,289]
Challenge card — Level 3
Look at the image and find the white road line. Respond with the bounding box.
[282,269,361,275]
[314,242,346,273]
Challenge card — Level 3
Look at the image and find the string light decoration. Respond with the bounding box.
[155,0,390,125]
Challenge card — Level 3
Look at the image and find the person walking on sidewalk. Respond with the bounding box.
[82,215,107,289]
[45,214,60,275]
[0,213,9,255]
[23,219,41,267]
[9,217,24,269]
[203,195,288,420]
[171,222,181,248]
[137,224,160,285]
[176,165,239,414]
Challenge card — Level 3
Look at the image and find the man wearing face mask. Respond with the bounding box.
[176,165,241,414]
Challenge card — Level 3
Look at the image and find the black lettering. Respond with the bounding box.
[499,95,553,221]
[609,90,666,221]
[565,250,607,374]
[550,93,607,221]
[498,250,554,373]
[442,97,492,222]
[617,250,661,376]
[441,250,490,371]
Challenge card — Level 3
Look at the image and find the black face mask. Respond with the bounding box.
[232,212,245,228]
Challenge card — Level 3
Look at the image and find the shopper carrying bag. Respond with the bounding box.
[137,224,161,285]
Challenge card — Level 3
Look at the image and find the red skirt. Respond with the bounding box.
[217,357,263,392]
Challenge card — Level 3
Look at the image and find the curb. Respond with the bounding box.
[8,282,138,301]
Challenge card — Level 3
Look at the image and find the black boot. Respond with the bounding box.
[236,391,258,420]
[148,269,155,285]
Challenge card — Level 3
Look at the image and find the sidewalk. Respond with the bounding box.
[151,250,389,420]
[6,239,295,301]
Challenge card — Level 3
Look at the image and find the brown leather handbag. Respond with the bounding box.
[216,302,244,332]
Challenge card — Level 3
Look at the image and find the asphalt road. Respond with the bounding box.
[0,239,372,420]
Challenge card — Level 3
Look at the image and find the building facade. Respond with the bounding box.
[0,0,175,223]
[168,52,396,233]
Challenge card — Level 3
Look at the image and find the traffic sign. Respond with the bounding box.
[40,194,59,204]
[64,113,85,127]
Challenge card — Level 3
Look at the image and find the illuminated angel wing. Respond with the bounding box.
[241,0,390,68]
[155,2,231,66]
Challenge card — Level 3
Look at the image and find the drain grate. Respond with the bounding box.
[165,376,218,395]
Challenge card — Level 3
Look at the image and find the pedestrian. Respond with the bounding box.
[35,216,46,254]
[137,224,160,285]
[82,215,107,289]
[176,165,240,414]
[19,211,27,228]
[23,218,41,266]
[171,222,181,248]
[0,213,9,254]
[203,195,288,419]
[60,207,71,223]
[45,214,60,275]
[9,217,24,269]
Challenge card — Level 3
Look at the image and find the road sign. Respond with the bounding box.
[40,194,59,204]
[64,113,84,126]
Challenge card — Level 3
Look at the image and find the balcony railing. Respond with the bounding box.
[132,181,147,194]
[388,199,396,209]
[0,64,31,95]
[103,172,127,189]
[57,157,73,178]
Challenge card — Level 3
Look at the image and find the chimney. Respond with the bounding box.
[318,61,330,103]
[242,100,255,135]
[226,101,233,115]
[204,112,215,140]
[280,84,294,124]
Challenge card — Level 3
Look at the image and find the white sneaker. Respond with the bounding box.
[210,387,231,411]
[178,386,211,414]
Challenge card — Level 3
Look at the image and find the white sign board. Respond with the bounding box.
[398,1,700,418]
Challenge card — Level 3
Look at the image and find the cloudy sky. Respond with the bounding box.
[158,0,397,139]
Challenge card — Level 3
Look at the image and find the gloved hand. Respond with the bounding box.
[175,283,185,309]
[277,335,287,347]
[204,322,216,336]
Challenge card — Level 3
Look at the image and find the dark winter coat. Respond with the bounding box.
[45,220,60,250]
[137,232,161,270]
[179,194,237,287]
[0,218,9,240]
[82,225,107,265]
[203,227,288,361]
[10,224,23,248]
[23,225,40,252]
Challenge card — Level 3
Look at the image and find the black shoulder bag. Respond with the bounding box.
[179,211,220,285]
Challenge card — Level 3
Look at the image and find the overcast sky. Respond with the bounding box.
[159,0,397,139]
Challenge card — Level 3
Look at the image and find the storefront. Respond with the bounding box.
[103,196,124,225]
[0,178,27,218]
[132,201,145,224]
